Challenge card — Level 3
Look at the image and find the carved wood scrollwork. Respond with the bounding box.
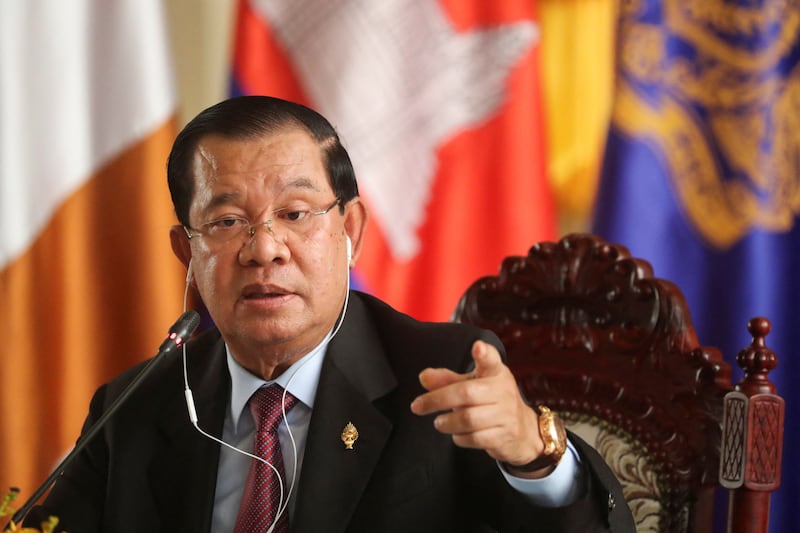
[453,234,733,531]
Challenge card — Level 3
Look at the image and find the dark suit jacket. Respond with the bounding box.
[29,291,634,532]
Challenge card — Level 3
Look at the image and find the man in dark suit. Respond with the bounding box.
[25,96,634,532]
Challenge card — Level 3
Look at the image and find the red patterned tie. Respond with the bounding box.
[234,384,298,533]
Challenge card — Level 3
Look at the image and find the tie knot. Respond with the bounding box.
[249,384,298,433]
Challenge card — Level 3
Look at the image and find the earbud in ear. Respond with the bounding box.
[185,258,194,283]
[346,236,352,264]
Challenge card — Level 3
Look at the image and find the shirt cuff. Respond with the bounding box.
[499,439,584,507]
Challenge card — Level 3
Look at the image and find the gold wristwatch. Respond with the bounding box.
[508,405,568,472]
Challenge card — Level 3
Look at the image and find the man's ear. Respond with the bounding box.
[169,225,192,269]
[343,197,369,266]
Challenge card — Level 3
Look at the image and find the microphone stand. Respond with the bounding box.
[4,310,201,529]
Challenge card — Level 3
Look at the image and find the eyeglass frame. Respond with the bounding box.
[182,197,342,244]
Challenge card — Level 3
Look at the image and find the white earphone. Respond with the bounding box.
[346,236,352,265]
[185,258,194,283]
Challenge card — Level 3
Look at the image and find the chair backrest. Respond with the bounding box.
[453,233,733,532]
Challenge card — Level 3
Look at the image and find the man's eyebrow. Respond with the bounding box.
[205,191,241,211]
[202,177,324,212]
[282,177,320,193]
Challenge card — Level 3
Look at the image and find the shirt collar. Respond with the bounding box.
[226,334,330,433]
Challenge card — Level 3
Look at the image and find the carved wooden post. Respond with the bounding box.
[719,317,784,533]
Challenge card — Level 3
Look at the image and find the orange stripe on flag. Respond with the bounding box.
[0,119,184,500]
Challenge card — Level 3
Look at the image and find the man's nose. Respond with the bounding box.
[247,220,274,238]
[239,220,289,265]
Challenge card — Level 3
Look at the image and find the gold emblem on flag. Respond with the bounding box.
[341,421,359,450]
[613,0,800,250]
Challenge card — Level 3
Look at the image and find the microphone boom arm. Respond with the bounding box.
[5,310,201,529]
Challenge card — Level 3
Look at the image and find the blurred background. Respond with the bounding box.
[2,1,797,531]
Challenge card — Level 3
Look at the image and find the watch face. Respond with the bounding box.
[538,406,567,457]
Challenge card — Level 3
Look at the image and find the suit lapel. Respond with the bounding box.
[292,294,398,533]
[143,296,399,533]
[148,333,229,533]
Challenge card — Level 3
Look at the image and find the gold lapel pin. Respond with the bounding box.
[341,421,359,450]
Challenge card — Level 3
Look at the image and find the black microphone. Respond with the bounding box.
[158,310,201,353]
[6,310,201,529]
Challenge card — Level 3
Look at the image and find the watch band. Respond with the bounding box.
[505,405,568,473]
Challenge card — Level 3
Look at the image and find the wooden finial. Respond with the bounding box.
[735,318,778,395]
[721,316,784,533]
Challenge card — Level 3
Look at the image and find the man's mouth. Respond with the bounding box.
[242,284,291,300]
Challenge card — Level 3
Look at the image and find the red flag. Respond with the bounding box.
[232,0,555,321]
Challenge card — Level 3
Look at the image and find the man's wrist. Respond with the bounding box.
[503,406,567,474]
[499,442,584,507]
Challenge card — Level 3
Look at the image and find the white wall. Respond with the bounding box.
[165,0,236,125]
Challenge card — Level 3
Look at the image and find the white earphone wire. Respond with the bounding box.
[180,248,352,531]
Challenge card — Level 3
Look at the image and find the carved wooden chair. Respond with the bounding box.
[453,233,783,533]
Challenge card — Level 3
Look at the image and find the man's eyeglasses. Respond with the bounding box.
[184,198,341,245]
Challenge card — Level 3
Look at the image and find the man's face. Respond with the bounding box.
[176,127,363,376]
